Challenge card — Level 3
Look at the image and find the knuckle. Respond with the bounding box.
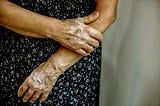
[79,35,85,40]
[32,95,39,100]
[84,44,88,48]
[28,90,33,94]
[70,40,76,46]
[70,43,80,50]
[69,42,76,49]
[76,49,80,54]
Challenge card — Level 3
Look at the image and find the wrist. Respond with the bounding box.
[44,17,62,40]
[48,55,68,73]
[48,47,82,72]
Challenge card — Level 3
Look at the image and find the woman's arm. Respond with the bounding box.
[18,47,82,103]
[92,0,118,33]
[0,0,57,38]
[18,0,118,103]
[0,0,102,55]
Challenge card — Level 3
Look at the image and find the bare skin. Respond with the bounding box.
[0,0,118,103]
[48,17,103,55]
[17,0,118,103]
[18,48,81,103]
[0,0,102,55]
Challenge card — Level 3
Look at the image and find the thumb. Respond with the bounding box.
[80,11,99,24]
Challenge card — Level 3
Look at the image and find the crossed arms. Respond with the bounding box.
[0,0,118,103]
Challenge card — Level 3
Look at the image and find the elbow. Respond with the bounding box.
[106,6,118,25]
[111,13,117,24]
[106,11,117,26]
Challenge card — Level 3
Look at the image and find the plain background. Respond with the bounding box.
[100,0,160,106]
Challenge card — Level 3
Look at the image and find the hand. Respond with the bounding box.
[48,12,103,56]
[17,59,64,103]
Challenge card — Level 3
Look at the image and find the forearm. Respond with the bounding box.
[17,0,118,103]
[0,0,58,38]
[47,0,118,70]
[91,0,118,33]
[0,1,81,68]
[49,46,82,72]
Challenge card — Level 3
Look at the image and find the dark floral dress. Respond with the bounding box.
[0,0,102,106]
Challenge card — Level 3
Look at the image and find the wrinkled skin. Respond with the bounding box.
[48,12,103,56]
[17,11,103,103]
[18,0,118,103]
[18,60,64,103]
[0,1,102,56]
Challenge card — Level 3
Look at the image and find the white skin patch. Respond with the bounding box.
[29,63,66,91]
[68,19,99,41]
[31,71,46,90]
[88,26,98,35]
[67,19,100,55]
[68,20,89,38]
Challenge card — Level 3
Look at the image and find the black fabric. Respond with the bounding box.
[0,0,102,105]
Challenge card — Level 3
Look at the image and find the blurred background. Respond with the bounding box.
[100,0,160,106]
[0,0,160,106]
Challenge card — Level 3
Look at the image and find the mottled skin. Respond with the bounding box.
[48,17,103,55]
[0,0,118,103]
[0,1,102,55]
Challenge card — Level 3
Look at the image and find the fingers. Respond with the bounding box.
[76,44,94,56]
[23,88,35,102]
[76,19,102,46]
[18,83,28,97]
[80,11,99,24]
[78,35,99,48]
[71,28,101,56]
[29,91,41,103]
[39,91,50,103]
[83,45,94,54]
[63,16,102,55]
[85,26,103,42]
[76,49,88,56]
[74,26,101,56]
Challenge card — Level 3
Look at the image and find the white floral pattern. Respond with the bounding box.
[0,0,102,106]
